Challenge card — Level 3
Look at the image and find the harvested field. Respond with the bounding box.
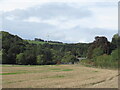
[2,64,118,88]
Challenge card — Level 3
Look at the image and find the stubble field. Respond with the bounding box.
[2,64,118,88]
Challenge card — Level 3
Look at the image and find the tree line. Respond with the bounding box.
[1,31,89,65]
[82,34,119,68]
[1,31,119,68]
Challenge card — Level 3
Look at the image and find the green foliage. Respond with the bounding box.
[2,31,89,65]
[2,31,119,68]
[81,54,118,69]
[51,49,63,64]
[94,54,111,67]
[87,36,111,59]
[36,55,44,65]
[111,49,118,61]
[61,51,79,64]
[16,53,25,64]
[92,47,104,58]
[0,53,1,61]
[25,53,36,65]
[80,59,94,67]
[2,31,27,64]
[26,40,64,45]
[85,35,119,69]
[83,48,118,68]
[111,34,119,50]
[26,40,46,45]
[94,54,118,68]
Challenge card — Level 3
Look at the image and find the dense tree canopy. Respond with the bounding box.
[85,35,119,68]
[1,31,119,68]
[87,36,111,59]
[1,31,89,65]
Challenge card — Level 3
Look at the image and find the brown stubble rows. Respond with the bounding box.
[2,64,118,88]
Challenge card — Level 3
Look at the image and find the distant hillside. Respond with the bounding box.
[26,40,64,45]
[1,31,89,65]
[1,31,119,68]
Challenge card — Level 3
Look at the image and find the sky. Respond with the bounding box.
[0,0,118,43]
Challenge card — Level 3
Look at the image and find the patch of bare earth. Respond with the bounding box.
[2,64,118,88]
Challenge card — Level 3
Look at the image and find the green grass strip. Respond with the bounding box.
[0,73,18,75]
[62,69,73,71]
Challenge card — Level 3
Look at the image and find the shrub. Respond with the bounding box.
[94,54,118,68]
[111,49,118,61]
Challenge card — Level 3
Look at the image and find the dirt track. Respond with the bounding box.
[2,64,118,88]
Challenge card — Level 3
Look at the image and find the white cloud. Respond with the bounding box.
[1,1,118,43]
[23,17,42,23]
[89,7,118,30]
[0,0,119,11]
[39,18,79,29]
[5,15,17,21]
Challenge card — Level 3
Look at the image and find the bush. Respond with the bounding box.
[92,47,104,58]
[61,52,78,64]
[16,53,25,64]
[80,59,94,66]
[94,54,118,68]
[36,55,44,65]
[111,49,118,61]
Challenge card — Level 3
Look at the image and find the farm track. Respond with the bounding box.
[80,73,119,88]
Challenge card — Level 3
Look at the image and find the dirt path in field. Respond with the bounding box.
[2,64,118,88]
[81,73,119,88]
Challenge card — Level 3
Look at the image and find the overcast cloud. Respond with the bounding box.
[0,0,118,43]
